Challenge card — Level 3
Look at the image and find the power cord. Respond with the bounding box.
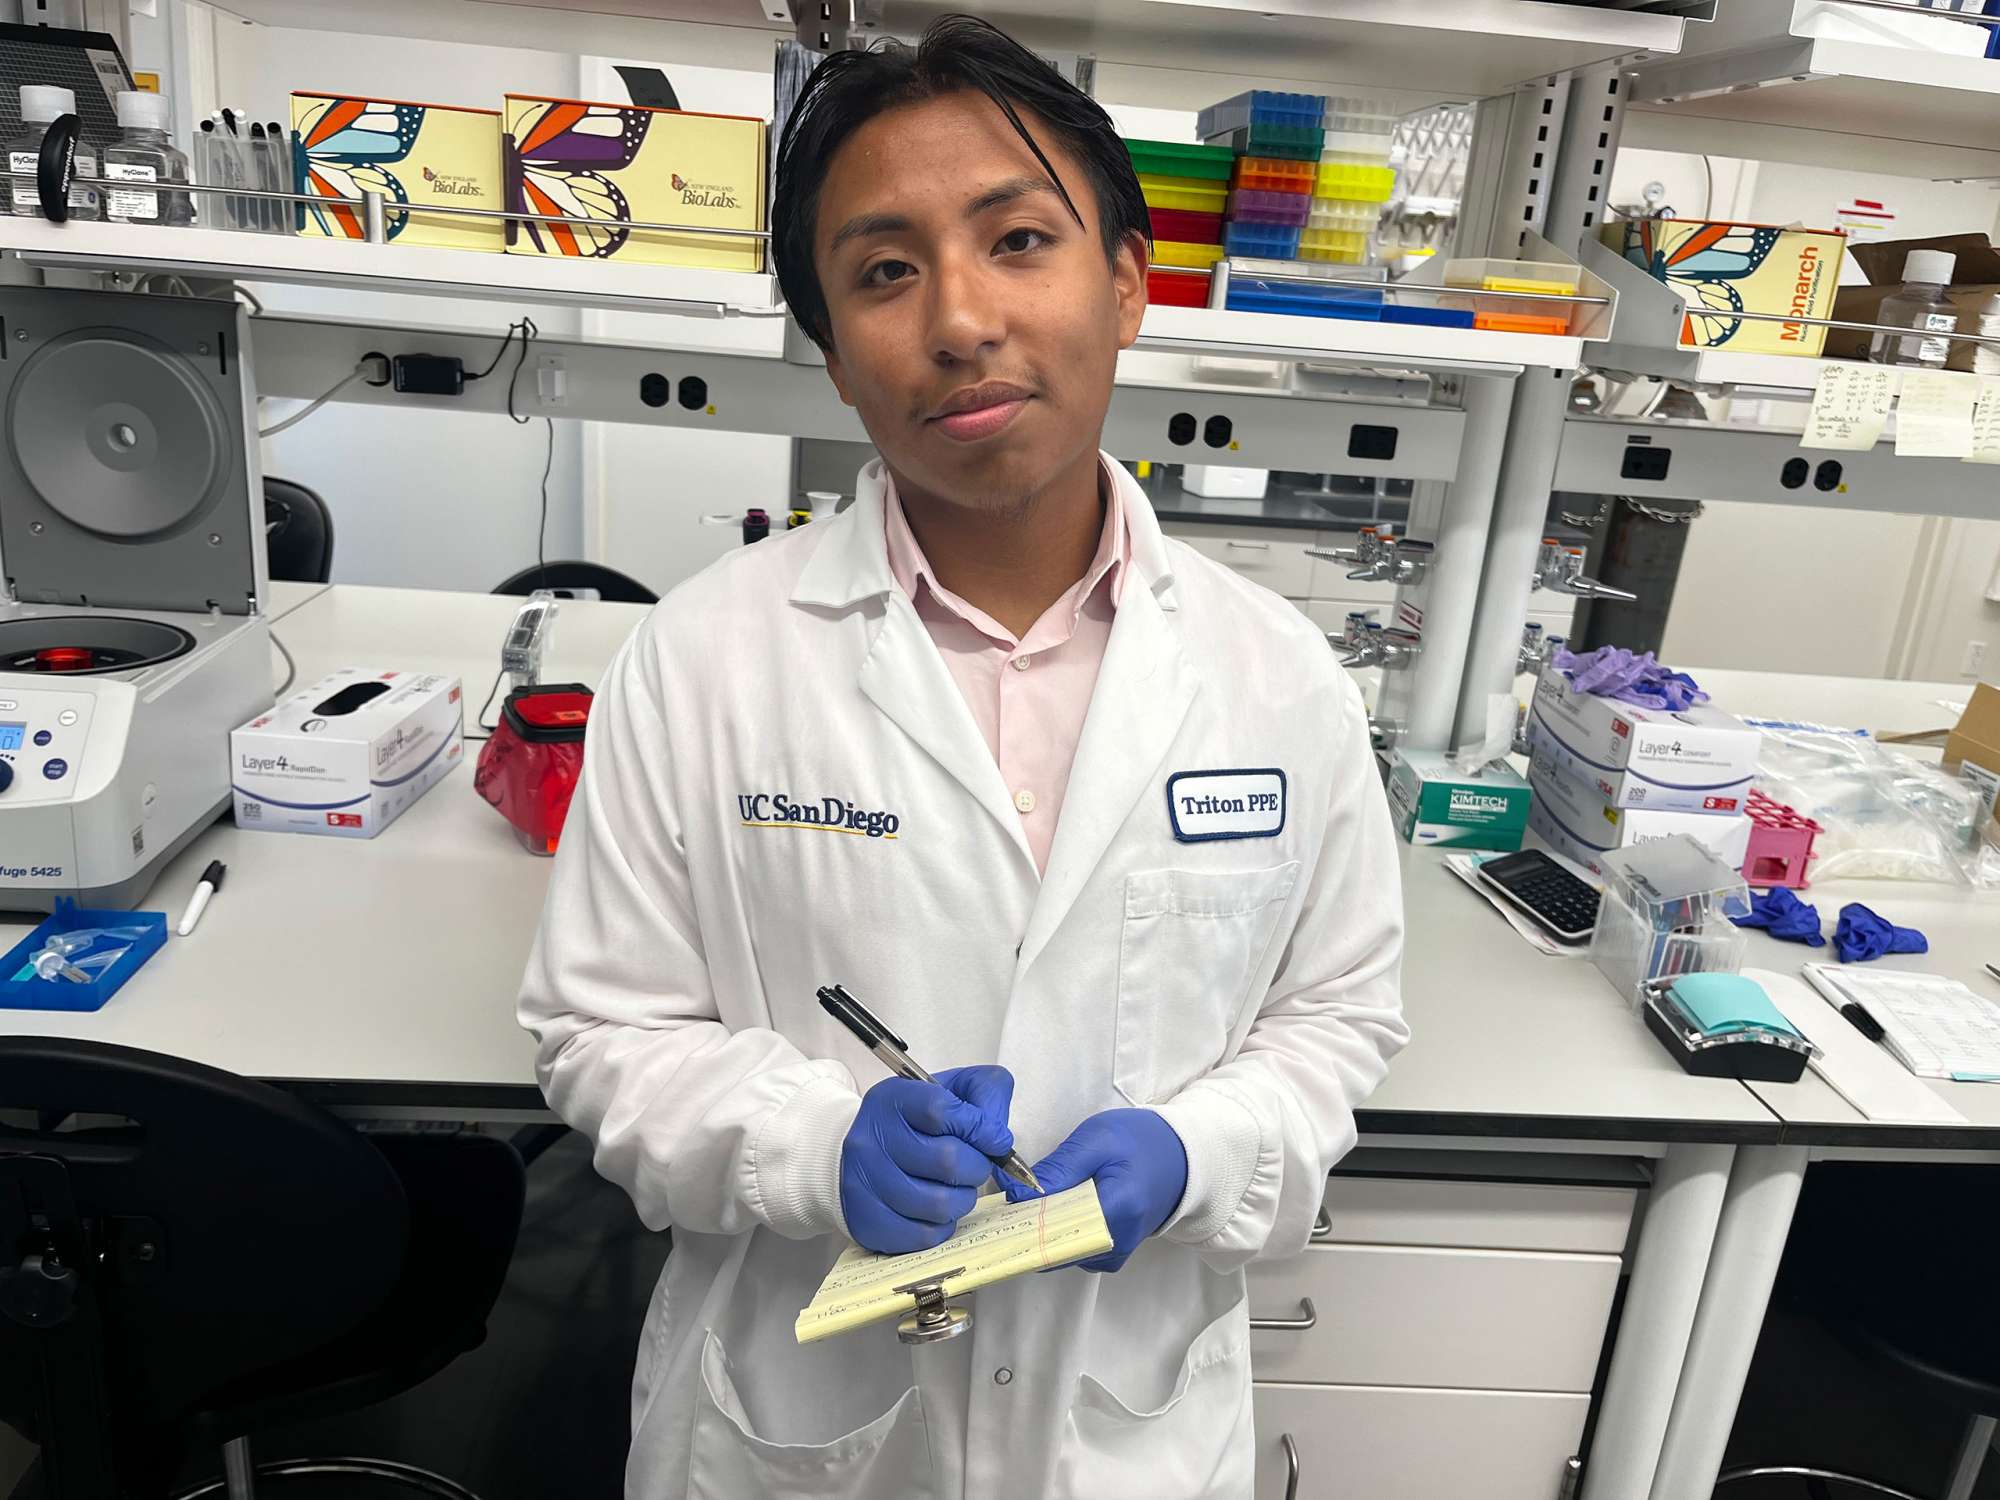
[258,354,389,439]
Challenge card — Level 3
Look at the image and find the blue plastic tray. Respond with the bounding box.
[0,898,168,1012]
[1226,284,1384,320]
[1198,90,1327,139]
[1382,303,1476,328]
[1222,222,1302,259]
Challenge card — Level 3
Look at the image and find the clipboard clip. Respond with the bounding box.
[891,1269,971,1345]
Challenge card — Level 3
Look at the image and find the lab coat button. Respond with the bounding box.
[1011,655,1030,672]
[993,1367,1013,1386]
[1014,789,1036,814]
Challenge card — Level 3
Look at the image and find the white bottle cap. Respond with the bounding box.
[19,85,77,124]
[1903,248,1957,285]
[115,90,169,131]
[806,490,841,517]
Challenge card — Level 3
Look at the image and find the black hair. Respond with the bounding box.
[772,14,1149,352]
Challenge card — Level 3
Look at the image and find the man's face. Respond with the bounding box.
[813,90,1147,514]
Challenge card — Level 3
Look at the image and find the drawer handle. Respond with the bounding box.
[1281,1433,1301,1500]
[1249,1297,1317,1332]
[1225,540,1272,550]
[1311,1205,1333,1242]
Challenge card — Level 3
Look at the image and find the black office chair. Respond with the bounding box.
[0,1037,524,1500]
[1715,1163,2000,1500]
[491,562,657,605]
[262,479,336,586]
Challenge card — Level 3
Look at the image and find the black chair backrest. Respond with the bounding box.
[264,477,335,585]
[492,561,658,605]
[0,1038,406,1491]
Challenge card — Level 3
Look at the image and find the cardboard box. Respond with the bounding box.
[1530,672,1762,790]
[1528,762,1751,879]
[503,95,765,272]
[1943,682,2000,845]
[292,93,506,253]
[1384,750,1530,851]
[1601,215,1846,357]
[1824,233,2000,370]
[1526,701,1754,814]
[232,668,464,838]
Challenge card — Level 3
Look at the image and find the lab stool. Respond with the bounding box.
[0,1037,523,1500]
[1713,1162,2000,1500]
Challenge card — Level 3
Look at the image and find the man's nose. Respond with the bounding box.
[928,249,1006,366]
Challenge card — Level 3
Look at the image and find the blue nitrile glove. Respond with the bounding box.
[1834,903,1929,964]
[1004,1109,1189,1272]
[1730,887,1825,947]
[839,1065,1016,1255]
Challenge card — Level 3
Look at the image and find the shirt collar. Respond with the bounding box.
[882,458,1132,640]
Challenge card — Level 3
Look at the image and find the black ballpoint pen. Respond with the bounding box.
[817,983,1043,1194]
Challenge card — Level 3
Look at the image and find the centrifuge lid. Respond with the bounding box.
[0,286,264,616]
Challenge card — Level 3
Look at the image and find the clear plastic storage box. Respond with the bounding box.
[1589,835,1753,1012]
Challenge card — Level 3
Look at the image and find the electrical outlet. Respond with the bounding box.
[1963,640,1988,678]
[536,356,567,408]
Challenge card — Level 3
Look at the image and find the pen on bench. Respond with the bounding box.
[1839,1000,1885,1044]
[177,860,225,937]
[1985,963,2000,985]
[817,982,1043,1195]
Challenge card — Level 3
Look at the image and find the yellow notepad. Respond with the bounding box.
[795,1183,1112,1345]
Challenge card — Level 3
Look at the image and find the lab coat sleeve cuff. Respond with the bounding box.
[1152,1087,1261,1246]
[753,1074,863,1241]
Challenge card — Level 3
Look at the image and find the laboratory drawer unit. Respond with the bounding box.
[1246,1243,1620,1391]
[1252,1383,1589,1500]
[1166,521,1318,598]
[1316,1170,1637,1254]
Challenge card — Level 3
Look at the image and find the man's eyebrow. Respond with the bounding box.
[828,210,913,253]
[965,175,1060,218]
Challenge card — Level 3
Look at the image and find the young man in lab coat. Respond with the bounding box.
[518,17,1407,1498]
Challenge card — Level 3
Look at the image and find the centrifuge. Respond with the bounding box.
[0,284,274,910]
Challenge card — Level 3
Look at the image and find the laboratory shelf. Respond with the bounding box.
[1133,302,1593,374]
[205,0,1702,101]
[1625,0,2000,162]
[0,218,782,319]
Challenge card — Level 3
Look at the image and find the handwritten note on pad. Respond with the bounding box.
[1803,363,1896,451]
[795,1184,1112,1344]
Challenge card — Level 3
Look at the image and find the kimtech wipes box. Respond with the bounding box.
[232,669,464,838]
[1384,750,1530,851]
[1531,671,1761,793]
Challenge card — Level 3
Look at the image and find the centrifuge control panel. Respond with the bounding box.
[0,688,97,800]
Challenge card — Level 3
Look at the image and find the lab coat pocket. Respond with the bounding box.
[1061,1295,1254,1500]
[1114,863,1300,1105]
[688,1331,936,1500]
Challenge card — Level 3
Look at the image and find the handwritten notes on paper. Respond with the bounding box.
[1803,363,1897,451]
[794,1183,1112,1344]
[1970,377,2000,466]
[1894,370,1982,458]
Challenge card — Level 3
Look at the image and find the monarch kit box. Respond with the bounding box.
[1603,216,1846,357]
[502,95,765,272]
[292,93,505,253]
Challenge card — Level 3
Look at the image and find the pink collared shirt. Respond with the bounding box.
[884,464,1131,875]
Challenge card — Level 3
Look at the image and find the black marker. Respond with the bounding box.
[177,860,226,937]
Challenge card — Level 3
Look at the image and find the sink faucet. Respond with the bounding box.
[1532,538,1637,602]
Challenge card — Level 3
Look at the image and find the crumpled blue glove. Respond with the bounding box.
[1730,887,1825,947]
[839,1065,1016,1255]
[1834,903,1929,964]
[1004,1108,1188,1272]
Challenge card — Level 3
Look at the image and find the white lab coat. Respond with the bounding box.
[518,455,1407,1500]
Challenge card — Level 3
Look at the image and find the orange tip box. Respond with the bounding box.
[503,95,765,272]
[292,93,506,253]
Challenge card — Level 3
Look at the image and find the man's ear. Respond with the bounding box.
[1112,229,1149,350]
[823,340,858,409]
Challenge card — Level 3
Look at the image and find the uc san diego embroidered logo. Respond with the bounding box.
[737,793,901,840]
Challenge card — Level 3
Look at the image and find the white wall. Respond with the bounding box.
[213,19,589,592]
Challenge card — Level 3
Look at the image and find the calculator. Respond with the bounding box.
[1476,849,1601,945]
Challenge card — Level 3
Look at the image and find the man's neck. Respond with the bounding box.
[896,447,1107,639]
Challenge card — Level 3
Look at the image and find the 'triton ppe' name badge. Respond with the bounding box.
[1166,769,1287,843]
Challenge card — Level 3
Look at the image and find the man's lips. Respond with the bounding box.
[926,382,1033,442]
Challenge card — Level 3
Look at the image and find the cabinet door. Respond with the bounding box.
[1253,1383,1587,1500]
[1248,1244,1619,1392]
[1165,522,1317,598]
